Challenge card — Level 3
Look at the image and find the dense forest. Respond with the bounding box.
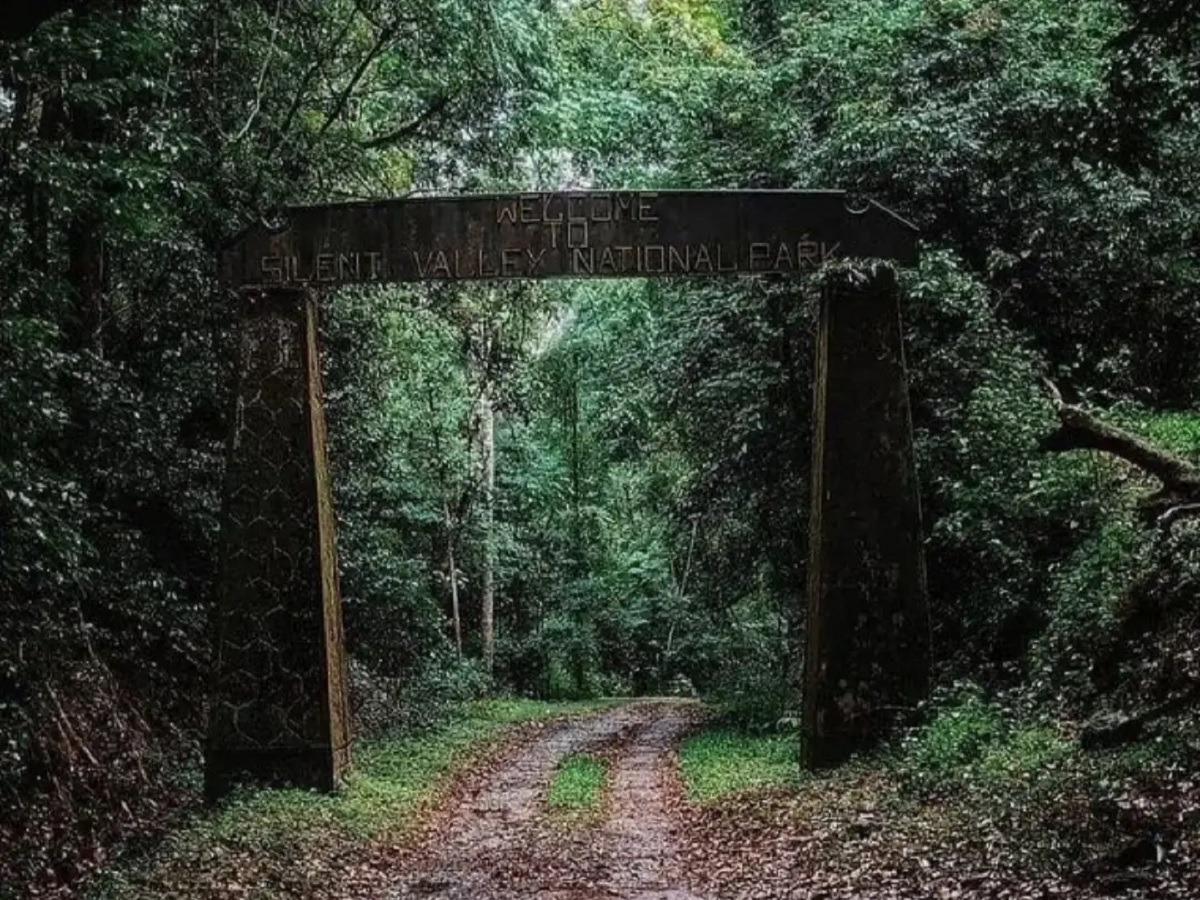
[1,1,1198,898]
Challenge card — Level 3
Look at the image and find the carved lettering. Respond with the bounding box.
[572,248,594,274]
[774,242,794,271]
[639,192,658,222]
[520,195,537,223]
[644,245,665,274]
[798,237,820,268]
[479,248,498,278]
[231,193,914,285]
[568,221,589,249]
[526,248,547,273]
[502,248,522,276]
[365,252,384,279]
[668,245,688,273]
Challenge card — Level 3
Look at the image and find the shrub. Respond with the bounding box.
[902,683,1004,784]
[898,683,1073,795]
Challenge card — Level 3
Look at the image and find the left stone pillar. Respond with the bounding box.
[206,288,351,800]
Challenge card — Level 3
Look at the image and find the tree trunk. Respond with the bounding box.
[444,502,463,658]
[479,389,495,675]
[65,51,107,354]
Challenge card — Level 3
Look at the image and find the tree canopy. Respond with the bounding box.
[1,1,1199,895]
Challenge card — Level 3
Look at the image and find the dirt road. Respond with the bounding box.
[384,700,708,900]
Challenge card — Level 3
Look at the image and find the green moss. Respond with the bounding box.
[678,729,800,803]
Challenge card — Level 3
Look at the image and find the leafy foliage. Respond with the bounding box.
[2,0,1200,894]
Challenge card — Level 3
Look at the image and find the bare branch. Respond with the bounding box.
[360,93,456,150]
[1042,377,1064,409]
[229,1,283,144]
[316,14,409,140]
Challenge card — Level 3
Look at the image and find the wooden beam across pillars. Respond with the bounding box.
[803,264,931,768]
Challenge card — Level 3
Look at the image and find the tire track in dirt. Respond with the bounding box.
[383,699,706,900]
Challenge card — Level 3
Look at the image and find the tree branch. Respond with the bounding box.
[1040,380,1200,504]
[1158,504,1200,530]
[360,93,456,150]
[316,14,408,140]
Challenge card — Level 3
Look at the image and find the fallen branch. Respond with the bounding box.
[1080,681,1200,750]
[1158,503,1200,529]
[1040,380,1200,523]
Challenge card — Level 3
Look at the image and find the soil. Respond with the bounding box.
[382,699,708,900]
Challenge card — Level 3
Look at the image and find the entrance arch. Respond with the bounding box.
[208,190,928,798]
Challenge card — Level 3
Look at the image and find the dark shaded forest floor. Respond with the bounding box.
[91,700,1200,900]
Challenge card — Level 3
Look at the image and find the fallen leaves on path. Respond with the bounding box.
[678,755,1200,900]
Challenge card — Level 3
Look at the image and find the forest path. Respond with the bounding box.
[383,699,708,900]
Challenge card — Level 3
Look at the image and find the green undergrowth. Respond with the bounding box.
[1126,410,1200,461]
[678,728,802,803]
[896,685,1200,795]
[90,698,612,899]
[546,753,608,823]
[897,685,1073,796]
[891,687,1200,872]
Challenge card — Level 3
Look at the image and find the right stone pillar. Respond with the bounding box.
[802,265,931,769]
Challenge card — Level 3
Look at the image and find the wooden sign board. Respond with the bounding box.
[221,190,919,288]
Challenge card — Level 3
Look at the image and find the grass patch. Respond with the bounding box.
[678,728,801,803]
[547,753,607,810]
[91,698,611,899]
[546,753,608,824]
[207,698,608,845]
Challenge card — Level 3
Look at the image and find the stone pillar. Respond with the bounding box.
[802,265,931,769]
[205,288,351,800]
